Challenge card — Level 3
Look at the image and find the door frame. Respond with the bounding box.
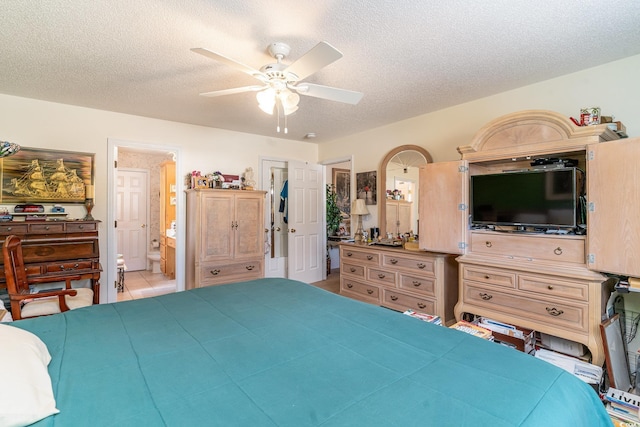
[106,138,185,303]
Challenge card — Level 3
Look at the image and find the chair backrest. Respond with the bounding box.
[2,235,30,296]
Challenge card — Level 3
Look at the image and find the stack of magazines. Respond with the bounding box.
[402,310,442,326]
[606,387,640,426]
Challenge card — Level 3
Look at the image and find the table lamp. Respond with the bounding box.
[352,199,369,244]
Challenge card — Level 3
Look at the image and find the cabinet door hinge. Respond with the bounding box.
[588,202,595,212]
[587,254,595,264]
[458,165,468,173]
[114,220,117,228]
[458,203,468,211]
[587,151,595,161]
[114,160,118,168]
[458,242,467,250]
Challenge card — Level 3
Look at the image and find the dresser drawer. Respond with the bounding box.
[66,222,98,233]
[519,275,589,302]
[464,284,587,332]
[341,277,380,302]
[367,267,396,286]
[199,260,262,285]
[398,273,435,297]
[341,247,380,265]
[470,232,585,264]
[342,262,365,278]
[382,289,435,314]
[382,254,435,275]
[462,265,516,289]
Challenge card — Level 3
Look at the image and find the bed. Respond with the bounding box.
[4,278,610,426]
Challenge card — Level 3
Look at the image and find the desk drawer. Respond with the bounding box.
[462,265,516,289]
[382,254,435,275]
[464,283,587,332]
[66,222,98,233]
[382,289,435,314]
[398,273,435,297]
[28,223,66,234]
[46,260,94,273]
[0,223,29,235]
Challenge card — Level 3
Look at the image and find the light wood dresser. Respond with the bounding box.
[339,243,458,324]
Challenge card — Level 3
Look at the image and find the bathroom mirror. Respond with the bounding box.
[379,145,432,238]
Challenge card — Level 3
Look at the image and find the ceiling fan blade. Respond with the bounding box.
[294,83,363,105]
[285,41,343,81]
[199,85,267,97]
[191,48,266,82]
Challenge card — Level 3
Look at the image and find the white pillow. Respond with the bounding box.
[0,324,59,427]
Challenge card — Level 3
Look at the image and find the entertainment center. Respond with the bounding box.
[419,110,640,366]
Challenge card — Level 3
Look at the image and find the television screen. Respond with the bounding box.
[470,168,578,228]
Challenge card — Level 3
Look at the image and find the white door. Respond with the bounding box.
[117,169,148,271]
[287,161,324,283]
[262,160,288,277]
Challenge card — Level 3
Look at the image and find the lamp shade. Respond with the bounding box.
[351,199,369,215]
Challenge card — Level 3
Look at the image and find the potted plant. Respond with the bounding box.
[326,184,342,274]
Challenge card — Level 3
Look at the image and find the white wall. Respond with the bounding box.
[0,94,317,301]
[320,54,640,232]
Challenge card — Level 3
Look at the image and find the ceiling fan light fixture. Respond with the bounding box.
[256,89,276,115]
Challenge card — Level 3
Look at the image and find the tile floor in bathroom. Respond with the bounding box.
[116,270,176,302]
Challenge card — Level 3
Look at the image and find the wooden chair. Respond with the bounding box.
[2,235,94,320]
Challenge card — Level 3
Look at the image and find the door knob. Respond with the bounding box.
[290,228,296,233]
[141,224,146,228]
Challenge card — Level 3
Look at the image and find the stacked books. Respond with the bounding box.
[403,310,442,325]
[606,387,640,425]
[449,320,492,340]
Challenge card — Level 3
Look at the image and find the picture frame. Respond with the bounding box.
[356,170,377,205]
[600,314,632,390]
[332,168,351,215]
[0,147,94,204]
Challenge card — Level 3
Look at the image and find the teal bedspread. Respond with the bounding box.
[15,278,611,426]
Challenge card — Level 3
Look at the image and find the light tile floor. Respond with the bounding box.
[117,270,176,302]
[117,268,341,302]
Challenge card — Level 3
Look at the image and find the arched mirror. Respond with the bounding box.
[379,145,433,238]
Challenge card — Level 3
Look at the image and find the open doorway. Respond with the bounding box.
[322,157,353,276]
[106,139,184,303]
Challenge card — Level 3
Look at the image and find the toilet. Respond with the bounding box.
[147,252,161,273]
[147,239,161,273]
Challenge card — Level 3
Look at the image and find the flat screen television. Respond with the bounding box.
[470,168,579,229]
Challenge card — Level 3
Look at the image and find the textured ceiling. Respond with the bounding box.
[1,1,639,143]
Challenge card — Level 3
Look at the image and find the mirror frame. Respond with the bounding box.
[379,144,433,238]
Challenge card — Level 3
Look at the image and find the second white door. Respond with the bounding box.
[117,169,148,271]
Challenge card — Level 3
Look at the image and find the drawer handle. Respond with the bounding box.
[246,265,255,271]
[417,263,426,269]
[485,241,492,248]
[554,247,563,255]
[367,289,374,295]
[6,227,11,231]
[45,225,50,230]
[417,303,426,309]
[479,292,493,300]
[389,258,398,264]
[60,263,80,271]
[412,280,422,287]
[347,283,353,288]
[366,255,373,260]
[79,225,84,229]
[350,267,356,273]
[390,295,398,301]
[547,285,554,290]
[546,307,564,317]
[378,273,385,279]
[484,275,490,280]
[346,252,353,257]
[210,269,221,276]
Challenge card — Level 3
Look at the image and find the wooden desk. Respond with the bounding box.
[0,220,102,304]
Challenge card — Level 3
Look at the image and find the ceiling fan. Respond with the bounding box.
[191,41,363,133]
